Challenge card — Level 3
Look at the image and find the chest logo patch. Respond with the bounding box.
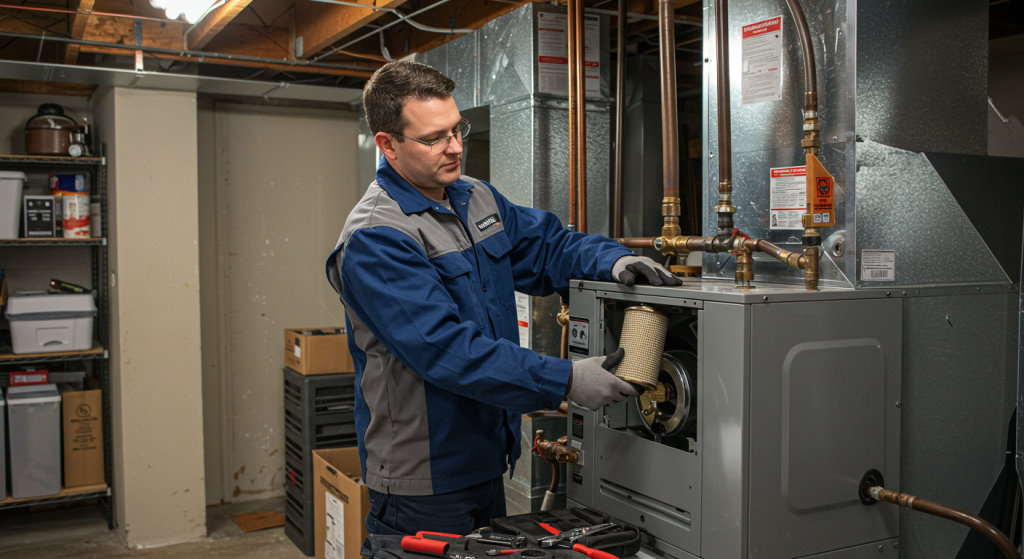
[474,213,501,233]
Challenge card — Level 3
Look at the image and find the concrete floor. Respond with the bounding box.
[0,497,307,558]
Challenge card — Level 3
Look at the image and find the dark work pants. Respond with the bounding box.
[366,476,507,536]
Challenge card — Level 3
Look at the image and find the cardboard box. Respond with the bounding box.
[285,327,354,375]
[62,389,105,488]
[314,447,369,559]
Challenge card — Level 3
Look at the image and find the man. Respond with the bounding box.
[326,61,681,536]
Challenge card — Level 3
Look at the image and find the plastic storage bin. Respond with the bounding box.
[7,384,62,498]
[0,171,26,239]
[5,292,96,354]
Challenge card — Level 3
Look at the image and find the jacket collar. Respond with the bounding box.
[375,156,473,215]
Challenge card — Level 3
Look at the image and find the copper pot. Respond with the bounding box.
[25,104,78,156]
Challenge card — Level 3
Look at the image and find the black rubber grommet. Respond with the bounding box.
[859,469,884,505]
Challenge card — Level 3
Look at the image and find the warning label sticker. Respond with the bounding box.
[537,12,600,98]
[741,16,783,105]
[770,166,806,229]
[568,316,590,356]
[861,250,896,282]
[515,292,531,349]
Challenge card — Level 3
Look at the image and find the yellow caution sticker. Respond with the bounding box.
[806,154,835,227]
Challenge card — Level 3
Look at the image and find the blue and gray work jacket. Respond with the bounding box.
[325,157,632,496]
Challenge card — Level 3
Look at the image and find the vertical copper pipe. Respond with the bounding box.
[714,0,735,235]
[612,0,626,239]
[575,0,588,233]
[658,0,681,239]
[567,0,579,230]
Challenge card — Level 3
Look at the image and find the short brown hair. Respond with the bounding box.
[363,61,456,141]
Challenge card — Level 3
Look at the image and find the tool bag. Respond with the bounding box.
[361,533,591,559]
[488,508,642,558]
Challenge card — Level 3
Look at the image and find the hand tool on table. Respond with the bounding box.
[477,534,527,548]
[486,550,518,556]
[536,522,619,559]
[401,531,461,556]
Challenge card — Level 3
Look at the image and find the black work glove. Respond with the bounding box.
[567,348,641,410]
[611,255,683,287]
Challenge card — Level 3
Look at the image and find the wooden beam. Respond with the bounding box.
[295,0,408,58]
[64,0,96,65]
[0,79,97,97]
[187,0,254,51]
[81,15,184,50]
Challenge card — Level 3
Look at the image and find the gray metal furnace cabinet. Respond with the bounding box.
[566,280,901,559]
[7,384,62,498]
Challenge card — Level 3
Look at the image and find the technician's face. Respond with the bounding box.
[390,95,464,193]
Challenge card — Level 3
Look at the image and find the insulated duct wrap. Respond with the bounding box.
[615,306,668,390]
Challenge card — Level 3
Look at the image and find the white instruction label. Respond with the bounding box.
[515,292,531,349]
[741,16,783,105]
[537,12,600,98]
[769,166,806,229]
[324,491,345,559]
[861,250,896,282]
[568,317,590,356]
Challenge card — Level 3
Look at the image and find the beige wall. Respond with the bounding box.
[95,86,207,547]
[197,102,359,505]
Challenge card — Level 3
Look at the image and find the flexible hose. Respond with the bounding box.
[541,461,560,512]
[869,486,1022,559]
[781,0,817,113]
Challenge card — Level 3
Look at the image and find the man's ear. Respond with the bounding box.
[375,131,399,161]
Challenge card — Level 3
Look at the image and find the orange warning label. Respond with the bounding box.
[806,154,835,227]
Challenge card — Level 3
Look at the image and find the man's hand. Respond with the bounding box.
[611,255,683,287]
[567,348,642,410]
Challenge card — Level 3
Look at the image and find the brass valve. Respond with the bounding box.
[534,434,579,464]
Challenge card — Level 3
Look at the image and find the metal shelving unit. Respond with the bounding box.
[0,152,112,529]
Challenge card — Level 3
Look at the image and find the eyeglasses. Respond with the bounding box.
[391,119,471,152]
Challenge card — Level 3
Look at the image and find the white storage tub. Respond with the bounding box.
[5,292,97,354]
[0,171,27,239]
[7,384,62,498]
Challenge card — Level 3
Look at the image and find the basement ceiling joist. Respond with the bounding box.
[0,0,710,84]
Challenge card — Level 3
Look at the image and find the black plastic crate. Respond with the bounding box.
[285,485,314,557]
[283,367,356,417]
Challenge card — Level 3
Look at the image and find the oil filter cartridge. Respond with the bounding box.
[615,305,668,391]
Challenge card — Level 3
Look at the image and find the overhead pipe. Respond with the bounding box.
[614,0,825,291]
[612,0,626,239]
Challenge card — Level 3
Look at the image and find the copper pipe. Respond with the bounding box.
[575,0,588,234]
[567,0,579,231]
[713,0,736,235]
[612,0,627,239]
[869,487,1023,559]
[657,0,681,240]
[558,304,571,360]
[616,237,657,249]
[782,0,817,113]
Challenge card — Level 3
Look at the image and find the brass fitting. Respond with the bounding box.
[535,437,579,463]
[802,114,820,155]
[803,245,820,291]
[735,250,754,285]
[661,197,682,239]
[714,189,737,217]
